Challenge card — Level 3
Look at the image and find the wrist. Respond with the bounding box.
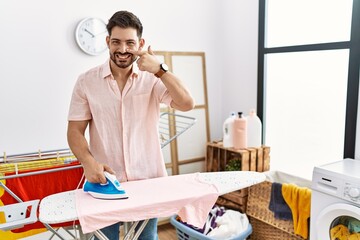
[154,63,169,78]
[80,155,96,167]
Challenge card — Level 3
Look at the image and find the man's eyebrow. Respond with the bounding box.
[110,38,136,42]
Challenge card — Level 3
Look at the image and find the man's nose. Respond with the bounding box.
[118,43,128,53]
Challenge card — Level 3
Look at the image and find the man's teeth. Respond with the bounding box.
[115,54,129,59]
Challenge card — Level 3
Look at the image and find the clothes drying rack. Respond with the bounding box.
[0,112,196,240]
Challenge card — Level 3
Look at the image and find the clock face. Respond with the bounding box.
[75,18,108,56]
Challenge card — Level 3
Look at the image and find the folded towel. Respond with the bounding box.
[282,183,312,239]
[268,182,292,220]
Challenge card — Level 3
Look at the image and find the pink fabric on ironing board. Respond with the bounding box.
[75,173,219,233]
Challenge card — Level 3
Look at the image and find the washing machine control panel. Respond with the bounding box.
[344,183,360,203]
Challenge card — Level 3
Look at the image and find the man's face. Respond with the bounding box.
[106,26,144,69]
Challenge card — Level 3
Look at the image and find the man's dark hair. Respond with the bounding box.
[107,11,143,38]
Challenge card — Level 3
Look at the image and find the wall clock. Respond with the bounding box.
[75,18,108,56]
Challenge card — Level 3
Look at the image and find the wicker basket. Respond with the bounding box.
[246,181,304,240]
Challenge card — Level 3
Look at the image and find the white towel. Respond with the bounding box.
[206,210,249,239]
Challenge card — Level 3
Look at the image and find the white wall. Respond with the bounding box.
[0,0,259,155]
[220,0,259,123]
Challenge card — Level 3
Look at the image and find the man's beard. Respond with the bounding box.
[110,51,137,69]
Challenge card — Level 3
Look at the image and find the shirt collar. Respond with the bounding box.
[101,59,139,80]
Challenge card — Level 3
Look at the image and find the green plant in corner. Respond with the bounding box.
[225,158,241,171]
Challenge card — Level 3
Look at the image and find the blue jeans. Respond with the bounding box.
[94,218,158,240]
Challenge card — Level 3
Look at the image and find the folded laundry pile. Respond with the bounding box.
[178,205,250,239]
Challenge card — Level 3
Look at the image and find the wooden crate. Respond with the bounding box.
[216,189,248,212]
[206,142,270,213]
[206,142,270,172]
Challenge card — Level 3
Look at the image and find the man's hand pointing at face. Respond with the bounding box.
[127,46,161,74]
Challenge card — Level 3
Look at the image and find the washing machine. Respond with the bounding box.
[310,158,360,240]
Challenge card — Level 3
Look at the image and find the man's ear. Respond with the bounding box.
[139,38,145,50]
[106,36,110,48]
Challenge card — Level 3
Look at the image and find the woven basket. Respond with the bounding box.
[246,181,304,240]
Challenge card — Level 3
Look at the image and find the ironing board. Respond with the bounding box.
[39,171,265,240]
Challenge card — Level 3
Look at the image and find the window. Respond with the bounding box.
[266,0,352,47]
[258,0,360,179]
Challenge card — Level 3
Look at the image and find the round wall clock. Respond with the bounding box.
[75,17,108,56]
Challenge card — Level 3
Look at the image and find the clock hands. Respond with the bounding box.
[84,28,95,38]
[84,28,107,38]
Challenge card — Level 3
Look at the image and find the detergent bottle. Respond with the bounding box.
[246,109,262,148]
[223,112,236,148]
[233,112,247,149]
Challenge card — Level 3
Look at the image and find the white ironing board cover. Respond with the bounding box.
[39,171,265,233]
[198,171,266,195]
[39,190,78,222]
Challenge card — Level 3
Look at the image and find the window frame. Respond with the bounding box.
[257,0,360,158]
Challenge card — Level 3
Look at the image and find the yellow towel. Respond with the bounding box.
[330,224,350,240]
[349,233,360,240]
[282,183,311,239]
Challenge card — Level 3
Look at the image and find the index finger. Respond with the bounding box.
[127,48,147,56]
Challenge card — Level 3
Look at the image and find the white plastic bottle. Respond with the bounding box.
[233,112,247,149]
[223,112,236,148]
[246,109,262,148]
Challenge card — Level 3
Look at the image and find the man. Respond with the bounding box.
[67,10,194,240]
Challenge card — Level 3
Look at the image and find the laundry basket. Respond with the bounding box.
[170,215,252,240]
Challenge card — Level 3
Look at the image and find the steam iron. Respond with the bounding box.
[83,171,128,200]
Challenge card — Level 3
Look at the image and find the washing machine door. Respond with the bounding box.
[315,203,360,240]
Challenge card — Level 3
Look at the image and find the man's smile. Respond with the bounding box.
[115,53,132,60]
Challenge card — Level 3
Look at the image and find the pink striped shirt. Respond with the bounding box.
[68,60,172,181]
